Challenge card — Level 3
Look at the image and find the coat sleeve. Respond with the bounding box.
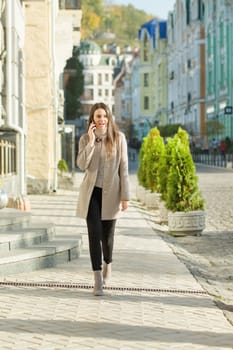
[119,133,130,201]
[76,134,95,171]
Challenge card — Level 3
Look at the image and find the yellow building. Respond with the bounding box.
[138,18,168,127]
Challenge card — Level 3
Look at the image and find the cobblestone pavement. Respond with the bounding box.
[0,167,233,349]
[142,165,233,327]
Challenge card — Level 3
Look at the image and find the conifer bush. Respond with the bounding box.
[157,137,173,202]
[137,128,165,193]
[137,135,149,189]
[166,128,205,212]
[144,127,165,193]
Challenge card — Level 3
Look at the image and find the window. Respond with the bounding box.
[186,0,190,25]
[85,73,93,84]
[98,74,102,85]
[143,36,149,62]
[207,33,211,57]
[220,22,224,48]
[220,62,225,89]
[187,92,192,105]
[187,59,191,69]
[144,96,149,110]
[208,70,213,94]
[144,73,149,87]
[59,0,81,10]
[85,89,93,100]
[0,139,17,176]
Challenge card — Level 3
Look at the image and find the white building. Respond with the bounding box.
[167,0,206,139]
[79,41,118,117]
[0,0,26,196]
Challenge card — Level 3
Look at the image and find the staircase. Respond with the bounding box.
[0,208,82,276]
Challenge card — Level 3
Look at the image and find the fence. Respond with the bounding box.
[0,139,17,176]
[192,151,233,169]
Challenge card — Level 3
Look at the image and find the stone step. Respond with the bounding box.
[0,236,83,276]
[0,209,31,231]
[0,208,83,276]
[0,224,55,252]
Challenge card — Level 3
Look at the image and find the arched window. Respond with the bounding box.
[143,34,149,62]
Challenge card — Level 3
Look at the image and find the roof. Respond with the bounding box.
[138,18,167,48]
[79,41,101,54]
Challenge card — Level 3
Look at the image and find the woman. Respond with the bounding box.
[76,102,130,296]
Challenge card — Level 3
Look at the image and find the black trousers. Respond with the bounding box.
[86,187,116,271]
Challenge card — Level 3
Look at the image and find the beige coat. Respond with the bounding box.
[76,131,130,220]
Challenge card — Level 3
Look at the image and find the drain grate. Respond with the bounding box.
[0,281,208,295]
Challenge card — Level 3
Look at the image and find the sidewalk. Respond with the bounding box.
[0,172,233,349]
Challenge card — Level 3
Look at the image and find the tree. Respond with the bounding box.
[81,0,153,47]
[158,124,186,137]
[64,49,84,121]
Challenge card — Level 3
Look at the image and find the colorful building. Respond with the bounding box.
[138,18,168,127]
[205,0,233,140]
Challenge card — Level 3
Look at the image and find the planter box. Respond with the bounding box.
[159,200,169,224]
[145,192,161,209]
[168,210,205,237]
[136,185,150,205]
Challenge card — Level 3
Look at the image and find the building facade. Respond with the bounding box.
[0,0,26,196]
[138,19,157,124]
[138,18,168,128]
[0,0,82,198]
[153,20,168,126]
[167,0,206,141]
[205,0,233,140]
[25,0,82,193]
[79,40,117,117]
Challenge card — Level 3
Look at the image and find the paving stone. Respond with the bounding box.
[0,169,233,349]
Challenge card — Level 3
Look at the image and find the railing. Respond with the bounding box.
[0,139,17,176]
[192,151,233,169]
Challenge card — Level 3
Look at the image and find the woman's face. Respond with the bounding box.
[93,108,109,131]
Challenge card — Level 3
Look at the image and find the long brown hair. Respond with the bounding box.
[87,102,119,155]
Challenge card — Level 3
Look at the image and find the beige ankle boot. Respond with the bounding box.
[103,262,112,285]
[93,270,104,296]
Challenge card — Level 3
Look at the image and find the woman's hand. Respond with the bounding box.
[88,122,96,146]
[121,200,129,211]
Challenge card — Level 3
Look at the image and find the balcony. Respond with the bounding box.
[59,0,81,10]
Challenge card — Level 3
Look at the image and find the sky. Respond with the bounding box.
[110,0,176,19]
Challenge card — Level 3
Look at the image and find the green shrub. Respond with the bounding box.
[157,137,173,201]
[137,127,165,193]
[137,136,150,189]
[166,128,205,212]
[144,127,165,193]
[58,159,68,175]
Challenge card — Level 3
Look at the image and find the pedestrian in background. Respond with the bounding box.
[76,102,130,296]
[219,139,227,160]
